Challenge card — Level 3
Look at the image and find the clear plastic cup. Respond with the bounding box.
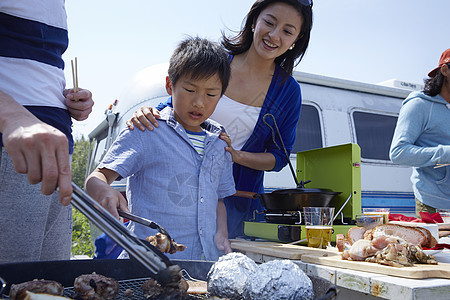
[363,208,390,224]
[303,207,335,249]
[355,214,383,229]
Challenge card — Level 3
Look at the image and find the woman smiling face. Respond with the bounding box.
[252,2,303,61]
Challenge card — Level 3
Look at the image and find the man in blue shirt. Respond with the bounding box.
[85,37,235,261]
[390,48,450,215]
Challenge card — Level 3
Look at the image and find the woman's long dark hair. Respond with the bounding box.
[423,63,449,96]
[221,0,313,76]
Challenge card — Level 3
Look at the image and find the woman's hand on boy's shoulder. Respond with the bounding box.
[126,106,160,131]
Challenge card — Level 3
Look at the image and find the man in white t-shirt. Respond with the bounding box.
[0,0,94,262]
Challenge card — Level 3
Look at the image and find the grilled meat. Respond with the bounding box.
[347,227,366,245]
[73,273,119,300]
[141,278,188,299]
[9,280,64,300]
[370,224,427,247]
[341,228,438,267]
[146,233,186,254]
[342,239,378,261]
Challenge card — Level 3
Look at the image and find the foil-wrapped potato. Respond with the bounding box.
[207,252,257,299]
[208,253,313,300]
[243,260,313,300]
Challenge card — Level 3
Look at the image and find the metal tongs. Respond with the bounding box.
[118,210,176,253]
[71,183,181,286]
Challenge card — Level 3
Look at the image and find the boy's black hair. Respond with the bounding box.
[168,36,231,95]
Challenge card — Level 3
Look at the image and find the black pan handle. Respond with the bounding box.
[263,113,300,187]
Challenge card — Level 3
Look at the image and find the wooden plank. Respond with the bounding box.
[300,254,450,279]
[230,239,338,260]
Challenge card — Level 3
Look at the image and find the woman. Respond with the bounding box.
[127,0,313,238]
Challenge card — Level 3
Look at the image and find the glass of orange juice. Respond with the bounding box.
[363,208,390,224]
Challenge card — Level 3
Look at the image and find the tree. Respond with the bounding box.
[71,135,95,257]
[72,135,90,188]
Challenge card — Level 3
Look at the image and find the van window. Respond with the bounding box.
[353,111,397,160]
[292,104,323,152]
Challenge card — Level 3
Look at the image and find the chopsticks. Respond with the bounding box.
[434,163,450,169]
[70,57,79,101]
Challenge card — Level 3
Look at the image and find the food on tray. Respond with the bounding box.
[146,232,186,254]
[141,277,188,299]
[347,226,366,245]
[339,224,438,267]
[73,273,119,300]
[368,224,431,247]
[336,234,346,252]
[9,279,64,300]
[207,252,258,299]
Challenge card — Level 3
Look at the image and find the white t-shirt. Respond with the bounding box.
[210,94,261,150]
[0,0,67,109]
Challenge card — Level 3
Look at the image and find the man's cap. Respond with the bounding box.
[428,48,450,77]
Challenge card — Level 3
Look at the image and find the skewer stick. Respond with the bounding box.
[71,57,79,101]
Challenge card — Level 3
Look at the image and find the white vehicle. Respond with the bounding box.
[85,63,421,215]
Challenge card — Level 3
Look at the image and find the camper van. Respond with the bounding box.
[85,64,422,215]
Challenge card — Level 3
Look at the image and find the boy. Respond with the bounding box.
[85,37,234,261]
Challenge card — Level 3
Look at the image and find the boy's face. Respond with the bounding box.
[166,74,222,132]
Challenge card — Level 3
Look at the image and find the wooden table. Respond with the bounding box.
[231,239,450,300]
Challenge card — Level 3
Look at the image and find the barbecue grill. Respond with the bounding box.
[0,259,337,300]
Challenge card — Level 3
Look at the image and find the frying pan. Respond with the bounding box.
[235,188,338,211]
[235,114,340,211]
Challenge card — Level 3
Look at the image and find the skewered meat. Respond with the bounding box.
[9,280,64,300]
[73,273,119,300]
[141,277,188,299]
[146,233,186,254]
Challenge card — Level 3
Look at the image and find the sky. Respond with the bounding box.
[62,0,450,139]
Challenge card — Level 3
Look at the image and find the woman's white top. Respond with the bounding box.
[210,94,261,150]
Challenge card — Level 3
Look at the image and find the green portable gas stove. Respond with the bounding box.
[244,143,362,244]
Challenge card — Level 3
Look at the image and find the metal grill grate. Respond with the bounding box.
[64,277,208,300]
